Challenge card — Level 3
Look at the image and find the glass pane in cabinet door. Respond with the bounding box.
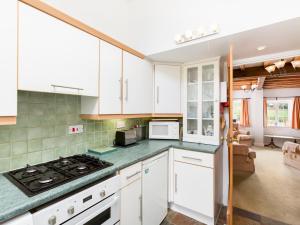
[202,120,214,136]
[187,102,197,118]
[187,67,198,84]
[202,101,214,119]
[187,119,198,134]
[202,64,214,81]
[187,84,198,101]
[202,83,214,101]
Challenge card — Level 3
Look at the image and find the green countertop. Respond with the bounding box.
[0,140,220,222]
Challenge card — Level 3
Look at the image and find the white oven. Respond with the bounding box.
[32,175,120,225]
[149,121,179,140]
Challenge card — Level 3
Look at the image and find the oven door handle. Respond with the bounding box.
[74,195,120,225]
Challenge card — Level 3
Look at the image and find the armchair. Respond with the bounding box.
[233,142,256,173]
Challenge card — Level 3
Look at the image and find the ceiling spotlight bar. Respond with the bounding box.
[174,24,220,44]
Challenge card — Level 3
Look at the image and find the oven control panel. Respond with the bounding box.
[32,175,120,225]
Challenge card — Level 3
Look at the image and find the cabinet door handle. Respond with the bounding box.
[125,79,129,101]
[51,84,84,91]
[139,195,142,221]
[175,173,178,193]
[182,156,203,161]
[156,86,159,104]
[119,79,122,100]
[126,171,140,180]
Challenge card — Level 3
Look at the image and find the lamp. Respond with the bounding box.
[274,59,286,69]
[291,59,300,69]
[241,83,257,92]
[265,64,276,74]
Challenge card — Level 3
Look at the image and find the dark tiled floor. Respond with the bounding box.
[161,207,291,225]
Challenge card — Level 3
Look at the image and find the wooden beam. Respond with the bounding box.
[19,0,145,59]
[0,116,17,125]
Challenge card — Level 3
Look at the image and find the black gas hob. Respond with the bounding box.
[4,155,113,197]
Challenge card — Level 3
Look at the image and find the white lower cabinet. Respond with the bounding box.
[174,161,214,217]
[120,163,142,225]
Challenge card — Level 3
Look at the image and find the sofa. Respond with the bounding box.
[233,142,256,173]
[282,142,300,170]
[233,123,254,147]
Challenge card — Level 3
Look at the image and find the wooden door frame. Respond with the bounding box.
[227,45,234,225]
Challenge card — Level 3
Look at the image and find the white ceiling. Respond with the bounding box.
[147,17,300,63]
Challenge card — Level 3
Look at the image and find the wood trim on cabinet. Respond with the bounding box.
[80,113,183,120]
[0,117,17,125]
[19,0,145,59]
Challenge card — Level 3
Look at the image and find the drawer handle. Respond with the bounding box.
[51,84,84,91]
[126,171,140,180]
[182,156,203,161]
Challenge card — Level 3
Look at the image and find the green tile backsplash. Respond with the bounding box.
[0,91,149,172]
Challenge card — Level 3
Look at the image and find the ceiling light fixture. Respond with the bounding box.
[291,58,300,69]
[174,24,220,44]
[265,64,276,74]
[274,59,286,69]
[256,45,266,51]
[241,83,258,92]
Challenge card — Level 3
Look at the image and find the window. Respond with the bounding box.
[233,99,242,122]
[266,98,293,127]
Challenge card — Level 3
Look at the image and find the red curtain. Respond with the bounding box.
[292,97,300,129]
[240,99,250,127]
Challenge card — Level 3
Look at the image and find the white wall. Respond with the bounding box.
[233,90,264,146]
[264,88,300,147]
[43,0,300,56]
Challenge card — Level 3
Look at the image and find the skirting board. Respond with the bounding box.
[170,203,222,225]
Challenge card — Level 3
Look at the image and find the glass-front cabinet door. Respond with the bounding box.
[183,58,220,145]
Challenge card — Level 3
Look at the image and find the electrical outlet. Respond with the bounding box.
[68,125,83,134]
[116,120,125,129]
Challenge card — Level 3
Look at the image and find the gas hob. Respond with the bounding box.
[4,154,113,196]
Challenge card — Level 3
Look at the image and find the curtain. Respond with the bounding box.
[292,97,300,129]
[240,99,250,127]
[263,98,268,127]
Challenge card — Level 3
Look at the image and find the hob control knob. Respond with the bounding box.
[100,190,106,198]
[48,215,56,225]
[67,206,75,215]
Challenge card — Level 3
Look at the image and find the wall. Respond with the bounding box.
[264,88,300,147]
[233,90,264,146]
[42,0,300,56]
[0,91,148,173]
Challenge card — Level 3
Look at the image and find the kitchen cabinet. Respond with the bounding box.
[154,64,181,114]
[142,152,168,225]
[123,52,153,114]
[0,0,17,125]
[170,148,222,225]
[81,40,122,115]
[18,3,99,97]
[120,163,142,225]
[182,57,220,145]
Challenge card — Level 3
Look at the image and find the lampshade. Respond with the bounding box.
[240,85,247,90]
[265,65,276,73]
[274,60,286,69]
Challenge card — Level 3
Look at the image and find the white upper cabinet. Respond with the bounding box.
[183,58,220,145]
[99,41,122,114]
[123,52,153,114]
[154,65,181,114]
[18,3,99,97]
[0,0,17,119]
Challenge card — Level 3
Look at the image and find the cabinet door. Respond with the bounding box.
[123,52,153,114]
[18,3,99,97]
[174,161,214,217]
[154,65,181,113]
[0,0,17,118]
[120,178,142,225]
[99,41,122,114]
[200,61,220,144]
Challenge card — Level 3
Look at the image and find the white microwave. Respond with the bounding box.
[149,121,179,140]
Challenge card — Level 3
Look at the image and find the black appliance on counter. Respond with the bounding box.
[115,129,137,146]
[4,154,113,196]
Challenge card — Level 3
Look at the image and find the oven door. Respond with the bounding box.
[63,192,120,225]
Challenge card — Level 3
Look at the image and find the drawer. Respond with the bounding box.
[174,149,214,168]
[120,162,142,188]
